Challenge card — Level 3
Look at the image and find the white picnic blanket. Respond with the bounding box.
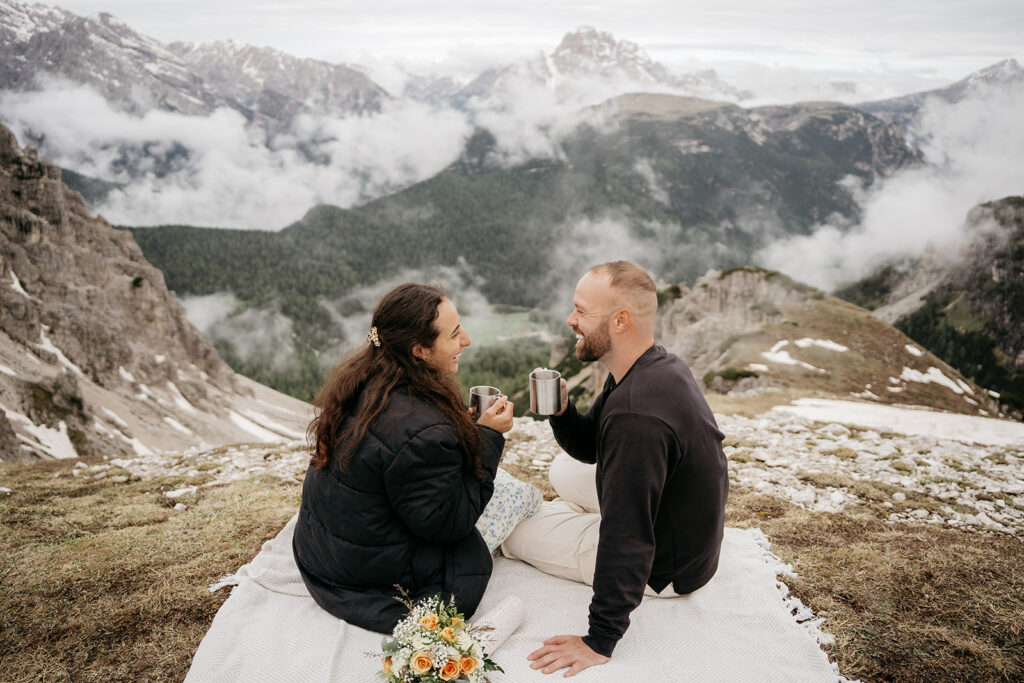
[186,514,838,681]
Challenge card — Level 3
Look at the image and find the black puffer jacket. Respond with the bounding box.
[292,387,505,633]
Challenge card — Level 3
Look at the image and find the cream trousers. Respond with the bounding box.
[501,454,677,598]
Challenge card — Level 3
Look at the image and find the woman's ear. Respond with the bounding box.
[411,343,428,361]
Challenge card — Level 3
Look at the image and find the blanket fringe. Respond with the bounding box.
[209,574,241,592]
[747,528,861,683]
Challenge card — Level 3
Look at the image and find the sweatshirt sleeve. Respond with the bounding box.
[581,412,676,657]
[548,400,598,465]
[384,423,504,542]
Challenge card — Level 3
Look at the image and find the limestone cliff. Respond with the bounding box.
[0,124,309,461]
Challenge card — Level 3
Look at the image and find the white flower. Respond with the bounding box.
[456,631,472,648]
[411,634,427,651]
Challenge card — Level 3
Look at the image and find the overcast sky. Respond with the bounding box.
[45,0,1023,87]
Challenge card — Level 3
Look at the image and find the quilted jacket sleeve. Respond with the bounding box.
[384,422,504,542]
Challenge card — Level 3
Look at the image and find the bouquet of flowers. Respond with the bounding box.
[379,592,503,682]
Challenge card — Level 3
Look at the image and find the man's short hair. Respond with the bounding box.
[589,260,656,297]
[588,261,657,321]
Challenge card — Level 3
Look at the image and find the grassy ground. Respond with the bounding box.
[2,455,1022,681]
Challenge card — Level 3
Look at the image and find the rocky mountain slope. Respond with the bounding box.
[0,0,386,126]
[653,266,1005,418]
[168,39,386,124]
[0,123,309,462]
[836,196,1024,414]
[0,0,228,116]
[455,26,748,106]
[857,58,1024,131]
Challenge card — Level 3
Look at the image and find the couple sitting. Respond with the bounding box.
[292,261,729,677]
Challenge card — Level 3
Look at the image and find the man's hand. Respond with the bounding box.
[528,635,609,677]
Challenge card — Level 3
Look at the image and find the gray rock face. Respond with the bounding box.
[656,267,814,380]
[0,123,309,461]
[0,0,384,127]
[858,58,1024,130]
[169,40,388,122]
[0,4,225,116]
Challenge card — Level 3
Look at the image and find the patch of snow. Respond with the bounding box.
[166,382,197,413]
[2,402,78,459]
[163,416,194,436]
[794,338,848,352]
[155,354,166,363]
[747,363,769,373]
[37,328,84,377]
[239,408,305,440]
[955,378,975,395]
[0,363,18,377]
[101,408,129,428]
[989,389,1001,398]
[769,340,789,353]
[119,366,137,383]
[762,349,826,374]
[228,410,288,442]
[904,345,923,357]
[773,398,1024,447]
[9,270,30,298]
[900,367,964,395]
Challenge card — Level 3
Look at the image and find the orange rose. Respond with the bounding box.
[418,614,439,630]
[439,658,461,681]
[460,656,479,674]
[451,616,464,629]
[440,626,456,642]
[410,651,433,674]
[381,656,393,674]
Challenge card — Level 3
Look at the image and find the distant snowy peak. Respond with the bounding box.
[169,39,388,117]
[551,26,660,82]
[455,26,749,106]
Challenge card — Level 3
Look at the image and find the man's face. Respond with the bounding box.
[566,272,615,363]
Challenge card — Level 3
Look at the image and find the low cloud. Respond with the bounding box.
[180,292,297,371]
[755,79,1024,290]
[0,76,473,229]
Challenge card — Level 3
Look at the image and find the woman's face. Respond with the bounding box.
[417,298,471,374]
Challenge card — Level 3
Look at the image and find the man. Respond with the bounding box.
[501,261,729,676]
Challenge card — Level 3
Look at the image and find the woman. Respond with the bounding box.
[292,283,515,633]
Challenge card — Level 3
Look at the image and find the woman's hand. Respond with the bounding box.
[477,395,514,433]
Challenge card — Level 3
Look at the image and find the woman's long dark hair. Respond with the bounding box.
[307,283,486,479]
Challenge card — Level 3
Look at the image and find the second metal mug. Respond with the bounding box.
[469,385,501,418]
[529,369,562,415]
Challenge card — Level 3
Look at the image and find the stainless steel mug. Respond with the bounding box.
[529,369,562,415]
[469,385,501,418]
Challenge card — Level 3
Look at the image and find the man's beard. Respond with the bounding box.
[575,321,611,362]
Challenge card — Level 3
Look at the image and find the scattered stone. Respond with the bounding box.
[165,486,198,499]
[822,423,851,437]
[892,492,906,502]
[0,486,11,495]
[173,503,187,511]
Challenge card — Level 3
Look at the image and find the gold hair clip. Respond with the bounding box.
[366,326,380,348]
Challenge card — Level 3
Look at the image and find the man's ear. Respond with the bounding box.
[411,343,428,361]
[611,308,632,333]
